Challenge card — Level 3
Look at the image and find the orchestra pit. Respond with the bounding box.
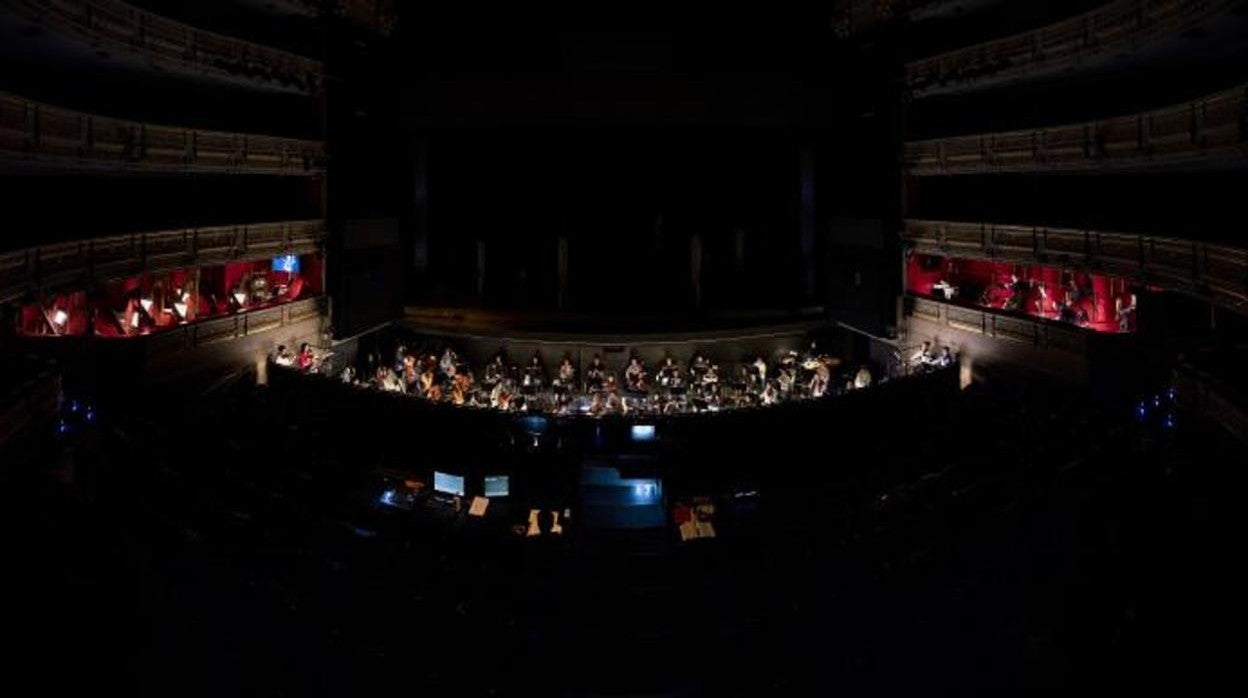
[2,2,1247,694]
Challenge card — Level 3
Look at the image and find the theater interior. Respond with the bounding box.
[2,1,1247,694]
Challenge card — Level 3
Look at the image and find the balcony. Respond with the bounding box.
[904,82,1247,174]
[907,294,1092,354]
[0,0,324,92]
[0,219,325,304]
[905,0,1243,96]
[904,219,1248,313]
[0,90,325,174]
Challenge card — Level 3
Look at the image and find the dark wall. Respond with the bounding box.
[909,172,1248,244]
[0,174,323,251]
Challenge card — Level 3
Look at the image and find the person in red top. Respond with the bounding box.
[298,343,315,372]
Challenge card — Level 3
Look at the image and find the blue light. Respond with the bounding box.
[84,409,96,424]
[380,490,396,506]
[57,420,70,435]
[630,424,657,442]
[1164,415,1177,430]
[273,254,300,274]
[1135,403,1147,420]
[68,400,79,413]
[1153,395,1162,407]
[1167,387,1177,401]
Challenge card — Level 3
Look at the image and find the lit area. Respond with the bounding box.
[12,254,322,338]
[2,3,1246,695]
[906,253,1139,333]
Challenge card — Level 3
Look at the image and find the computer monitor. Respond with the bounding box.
[273,254,300,274]
[520,414,548,435]
[630,424,657,442]
[483,475,510,498]
[433,471,465,497]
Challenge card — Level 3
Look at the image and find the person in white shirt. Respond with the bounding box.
[853,366,872,389]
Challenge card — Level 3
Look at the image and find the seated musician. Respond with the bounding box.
[586,355,607,391]
[1116,293,1137,332]
[932,279,958,300]
[689,352,710,381]
[910,341,934,369]
[439,348,458,379]
[523,352,545,391]
[555,355,576,392]
[760,381,778,406]
[419,366,436,395]
[751,356,768,387]
[425,381,443,402]
[776,367,795,394]
[624,356,647,393]
[298,343,315,372]
[809,362,830,398]
[484,354,505,386]
[402,353,418,392]
[658,356,682,388]
[274,345,296,367]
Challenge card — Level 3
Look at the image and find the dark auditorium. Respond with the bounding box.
[3,1,1248,695]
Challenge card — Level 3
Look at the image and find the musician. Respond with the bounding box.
[484,354,505,387]
[393,345,408,374]
[523,352,545,391]
[555,355,576,393]
[586,355,607,391]
[298,343,317,372]
[776,368,795,394]
[419,366,436,395]
[760,381,778,406]
[934,346,954,368]
[1116,293,1137,332]
[853,365,872,390]
[748,354,768,387]
[425,382,443,402]
[910,341,934,369]
[809,362,830,398]
[689,352,711,378]
[402,354,419,392]
[274,345,296,367]
[658,356,682,388]
[624,356,647,393]
[1004,274,1029,311]
[439,348,459,380]
[932,278,958,300]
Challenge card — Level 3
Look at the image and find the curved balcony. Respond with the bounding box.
[0,0,323,92]
[903,82,1248,174]
[908,294,1092,354]
[0,219,325,305]
[904,219,1248,313]
[0,90,325,174]
[905,0,1243,96]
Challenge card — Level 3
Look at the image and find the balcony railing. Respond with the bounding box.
[0,90,325,174]
[908,294,1092,354]
[0,219,326,304]
[1,0,323,92]
[143,295,325,356]
[905,0,1241,95]
[903,219,1248,313]
[904,82,1248,174]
